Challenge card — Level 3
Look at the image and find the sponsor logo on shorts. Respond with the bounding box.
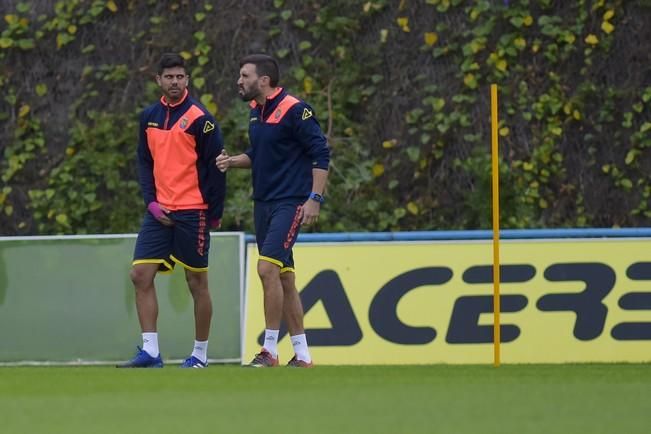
[284,206,302,249]
[197,211,206,256]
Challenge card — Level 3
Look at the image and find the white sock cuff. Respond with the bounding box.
[191,340,208,363]
[290,333,311,363]
[142,332,159,357]
[263,329,280,357]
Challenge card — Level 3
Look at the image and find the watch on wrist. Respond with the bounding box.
[309,192,325,203]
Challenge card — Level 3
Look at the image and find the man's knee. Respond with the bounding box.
[185,271,208,294]
[280,271,296,290]
[130,266,155,289]
[257,260,280,282]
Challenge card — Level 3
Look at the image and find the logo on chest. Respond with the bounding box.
[274,109,282,120]
[179,117,188,129]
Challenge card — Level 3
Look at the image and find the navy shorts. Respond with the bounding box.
[133,209,210,272]
[254,199,303,272]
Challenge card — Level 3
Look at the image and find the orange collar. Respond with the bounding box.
[160,88,189,107]
[249,87,283,108]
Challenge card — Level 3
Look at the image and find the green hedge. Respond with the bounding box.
[0,0,649,235]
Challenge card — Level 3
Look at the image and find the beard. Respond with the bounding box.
[239,84,260,102]
[164,85,183,102]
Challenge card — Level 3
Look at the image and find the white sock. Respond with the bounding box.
[142,332,159,357]
[191,340,208,363]
[291,333,311,363]
[263,329,279,358]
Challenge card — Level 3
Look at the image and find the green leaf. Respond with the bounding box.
[55,214,69,225]
[17,39,35,50]
[361,85,376,96]
[35,83,48,96]
[406,108,424,124]
[406,146,420,162]
[432,97,445,111]
[642,87,651,103]
[0,38,14,48]
[292,68,305,81]
[193,77,205,89]
[16,2,30,13]
[276,48,289,58]
[622,112,633,128]
[510,17,523,28]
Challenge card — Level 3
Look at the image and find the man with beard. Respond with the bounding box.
[216,54,330,367]
[118,53,226,368]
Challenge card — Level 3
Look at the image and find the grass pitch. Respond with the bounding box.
[1,364,649,434]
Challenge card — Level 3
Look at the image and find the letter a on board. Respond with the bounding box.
[257,270,363,346]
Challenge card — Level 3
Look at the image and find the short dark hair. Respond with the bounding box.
[158,53,185,75]
[239,54,280,87]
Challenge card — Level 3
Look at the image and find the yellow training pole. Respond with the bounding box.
[491,84,501,367]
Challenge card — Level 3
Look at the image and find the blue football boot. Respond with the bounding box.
[180,356,208,368]
[116,346,163,368]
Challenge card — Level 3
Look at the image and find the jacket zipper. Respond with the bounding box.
[164,105,171,129]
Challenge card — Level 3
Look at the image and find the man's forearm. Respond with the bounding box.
[229,154,252,169]
[311,168,328,194]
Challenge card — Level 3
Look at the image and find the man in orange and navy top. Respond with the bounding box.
[118,53,226,369]
[217,54,329,368]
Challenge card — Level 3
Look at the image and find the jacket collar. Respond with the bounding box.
[249,87,284,109]
[160,88,189,108]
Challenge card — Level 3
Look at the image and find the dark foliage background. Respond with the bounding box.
[0,0,649,235]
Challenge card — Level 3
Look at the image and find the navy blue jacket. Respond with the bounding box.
[244,88,330,202]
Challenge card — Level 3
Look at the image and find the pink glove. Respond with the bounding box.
[147,202,166,220]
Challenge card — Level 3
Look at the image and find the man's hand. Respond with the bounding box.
[147,201,174,226]
[216,150,230,172]
[209,218,222,230]
[300,200,320,225]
